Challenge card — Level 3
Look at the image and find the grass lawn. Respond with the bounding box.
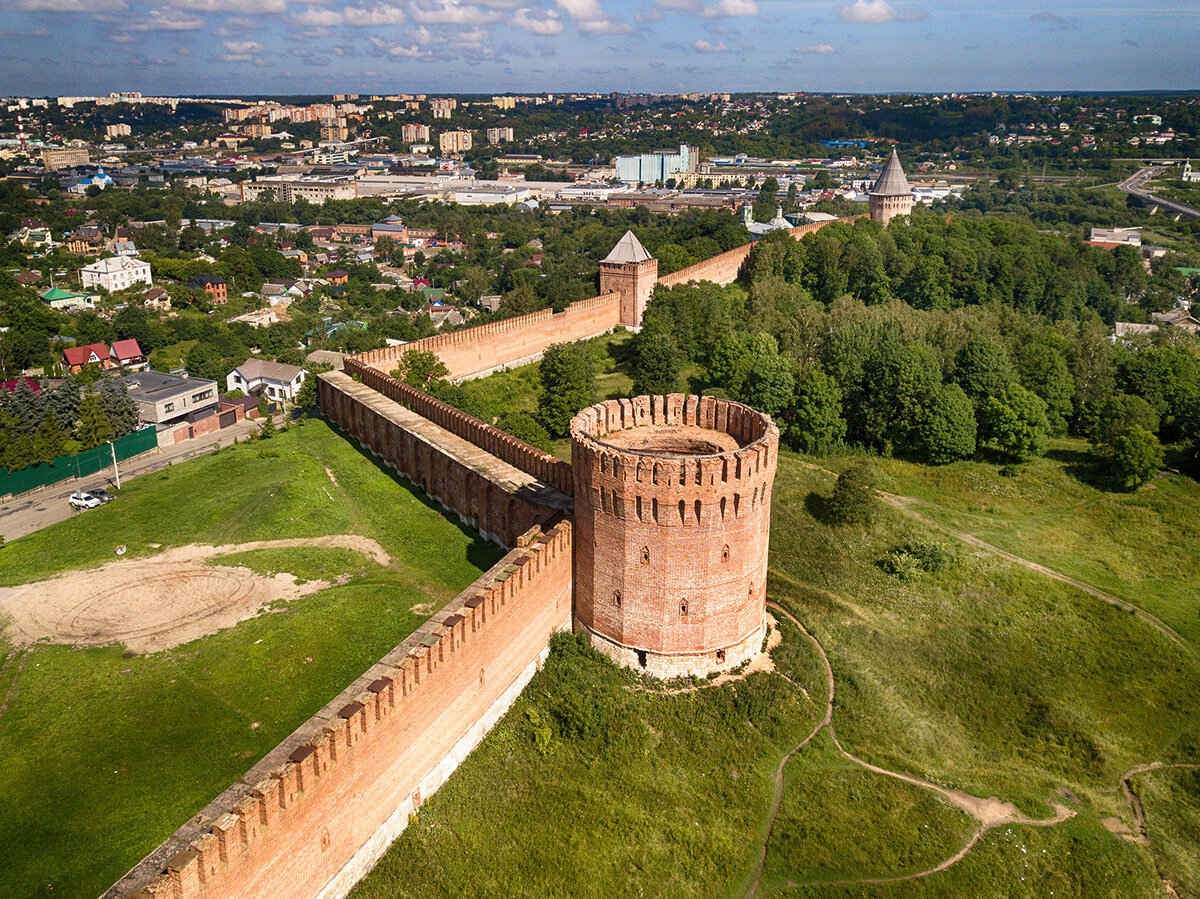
[0,419,501,898]
[354,446,1199,896]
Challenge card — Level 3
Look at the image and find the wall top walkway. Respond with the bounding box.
[323,371,572,516]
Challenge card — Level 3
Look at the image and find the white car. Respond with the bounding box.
[69,491,104,511]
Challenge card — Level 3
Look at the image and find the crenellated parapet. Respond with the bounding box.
[108,523,574,899]
[569,394,779,678]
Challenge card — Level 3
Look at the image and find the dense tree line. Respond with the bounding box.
[628,213,1200,489]
[0,377,139,473]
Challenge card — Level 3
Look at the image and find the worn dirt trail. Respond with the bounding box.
[0,535,391,653]
[795,460,1191,653]
[742,601,1073,897]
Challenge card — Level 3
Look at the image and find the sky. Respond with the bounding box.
[0,0,1197,96]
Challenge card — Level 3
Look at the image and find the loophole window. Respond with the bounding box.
[722,544,730,564]
[613,590,622,608]
[679,599,689,617]
[641,546,651,565]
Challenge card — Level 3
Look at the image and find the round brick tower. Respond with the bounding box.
[570,394,779,678]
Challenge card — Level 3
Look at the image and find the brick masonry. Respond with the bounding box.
[570,394,779,679]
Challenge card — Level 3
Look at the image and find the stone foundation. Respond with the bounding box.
[577,615,766,680]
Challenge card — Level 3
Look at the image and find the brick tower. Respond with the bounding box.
[599,230,658,329]
[869,148,914,226]
[570,394,779,678]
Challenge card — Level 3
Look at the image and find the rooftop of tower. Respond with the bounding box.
[603,229,653,264]
[870,148,912,197]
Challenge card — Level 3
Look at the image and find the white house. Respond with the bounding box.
[80,255,152,293]
[226,358,306,402]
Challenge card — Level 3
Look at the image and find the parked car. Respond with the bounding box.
[69,491,104,511]
[88,487,114,504]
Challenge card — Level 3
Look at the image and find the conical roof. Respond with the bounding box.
[603,230,653,264]
[870,148,911,197]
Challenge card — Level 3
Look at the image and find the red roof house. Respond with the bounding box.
[110,338,146,369]
[63,342,113,373]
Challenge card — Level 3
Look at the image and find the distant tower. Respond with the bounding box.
[869,148,914,226]
[599,230,658,329]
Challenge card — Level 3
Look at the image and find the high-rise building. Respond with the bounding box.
[439,129,473,155]
[42,147,91,170]
[485,126,514,146]
[430,98,457,120]
[492,96,516,110]
[401,123,431,143]
[614,144,697,185]
[105,123,132,139]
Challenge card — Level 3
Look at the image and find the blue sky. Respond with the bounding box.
[0,0,1196,95]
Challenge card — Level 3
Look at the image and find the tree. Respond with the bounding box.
[76,392,114,449]
[97,378,139,436]
[953,335,1016,406]
[783,366,845,455]
[295,364,332,414]
[1096,393,1159,446]
[978,383,1050,462]
[629,317,681,396]
[496,410,552,451]
[44,380,80,431]
[827,462,878,526]
[1109,427,1162,490]
[258,413,276,439]
[707,333,753,397]
[915,383,977,464]
[537,342,595,438]
[1016,337,1075,435]
[31,414,66,464]
[737,333,794,417]
[391,350,449,391]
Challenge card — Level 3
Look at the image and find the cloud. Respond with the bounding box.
[410,0,500,24]
[344,3,407,25]
[837,0,894,23]
[692,38,727,51]
[554,0,627,32]
[14,0,126,11]
[221,38,262,60]
[702,0,755,16]
[128,8,204,29]
[293,6,344,25]
[1030,11,1072,29]
[369,34,435,57]
[170,0,284,13]
[795,41,834,54]
[513,6,563,33]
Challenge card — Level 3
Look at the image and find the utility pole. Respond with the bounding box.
[109,440,121,489]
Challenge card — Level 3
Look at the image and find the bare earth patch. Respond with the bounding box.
[0,535,390,654]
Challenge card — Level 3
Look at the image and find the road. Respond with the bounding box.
[1117,165,1200,220]
[0,416,269,543]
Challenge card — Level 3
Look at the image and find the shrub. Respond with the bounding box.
[879,539,955,580]
[827,462,878,526]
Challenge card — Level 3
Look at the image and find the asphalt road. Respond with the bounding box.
[0,416,267,543]
[1117,165,1200,220]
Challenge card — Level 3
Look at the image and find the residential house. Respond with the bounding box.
[1151,308,1200,335]
[123,369,219,426]
[190,274,228,304]
[327,269,350,286]
[65,224,104,255]
[107,237,139,257]
[15,270,42,288]
[110,338,147,370]
[63,342,114,373]
[226,358,306,403]
[80,255,152,293]
[141,286,172,311]
[41,287,95,312]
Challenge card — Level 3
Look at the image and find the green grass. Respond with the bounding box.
[0,420,501,898]
[354,446,1199,897]
[1137,766,1200,896]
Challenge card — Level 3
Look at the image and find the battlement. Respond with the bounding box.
[570,394,778,508]
[352,291,623,381]
[109,522,574,899]
[345,358,574,497]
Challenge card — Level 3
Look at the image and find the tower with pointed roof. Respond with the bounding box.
[599,229,658,328]
[869,148,914,226]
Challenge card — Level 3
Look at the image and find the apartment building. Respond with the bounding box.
[42,146,90,170]
[430,98,456,119]
[439,129,473,155]
[486,126,514,145]
[239,177,356,204]
[105,123,132,139]
[401,123,431,143]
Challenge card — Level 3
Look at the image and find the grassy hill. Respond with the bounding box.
[354,446,1200,897]
[0,420,501,898]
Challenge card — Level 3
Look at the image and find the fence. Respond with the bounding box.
[0,426,158,497]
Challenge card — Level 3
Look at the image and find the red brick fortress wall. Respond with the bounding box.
[354,292,622,381]
[108,523,574,899]
[570,394,779,678]
[344,358,573,496]
[318,371,570,547]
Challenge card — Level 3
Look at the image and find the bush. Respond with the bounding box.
[827,462,878,526]
[878,539,955,581]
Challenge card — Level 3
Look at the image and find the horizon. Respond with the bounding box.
[1,0,1197,96]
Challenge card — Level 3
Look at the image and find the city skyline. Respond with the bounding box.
[0,0,1196,96]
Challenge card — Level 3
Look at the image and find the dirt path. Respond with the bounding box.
[742,601,1073,897]
[879,491,1191,653]
[795,460,1190,653]
[0,535,391,653]
[1115,762,1200,844]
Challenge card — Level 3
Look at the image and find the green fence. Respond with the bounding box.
[0,427,158,497]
